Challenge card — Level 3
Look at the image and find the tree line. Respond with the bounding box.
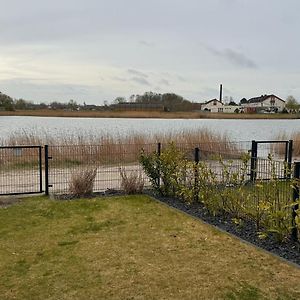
[1,90,299,112]
[113,92,198,112]
[0,92,91,111]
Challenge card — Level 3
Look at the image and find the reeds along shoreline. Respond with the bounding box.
[272,133,300,157]
[0,129,246,167]
[0,109,299,119]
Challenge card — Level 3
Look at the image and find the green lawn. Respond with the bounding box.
[0,195,299,299]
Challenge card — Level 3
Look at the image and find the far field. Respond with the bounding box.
[0,195,299,299]
[1,109,300,119]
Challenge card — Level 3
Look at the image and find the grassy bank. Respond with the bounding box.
[0,195,299,299]
[1,109,299,119]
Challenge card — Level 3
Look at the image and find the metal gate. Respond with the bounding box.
[0,146,43,195]
[250,140,293,182]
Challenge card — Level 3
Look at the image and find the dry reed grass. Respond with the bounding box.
[0,129,243,167]
[271,133,300,157]
[0,109,298,119]
[68,167,97,197]
[119,168,144,194]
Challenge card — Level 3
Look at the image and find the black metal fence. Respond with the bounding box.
[0,140,298,241]
[0,146,43,195]
[46,143,157,195]
[0,140,295,196]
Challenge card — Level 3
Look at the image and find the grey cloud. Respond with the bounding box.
[177,75,186,82]
[0,78,96,102]
[112,76,127,82]
[127,69,148,78]
[139,40,155,47]
[159,72,186,82]
[130,77,150,86]
[159,79,170,86]
[205,46,257,69]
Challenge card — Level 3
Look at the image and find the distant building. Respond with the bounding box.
[200,99,244,113]
[201,99,224,112]
[241,94,285,113]
[222,105,242,113]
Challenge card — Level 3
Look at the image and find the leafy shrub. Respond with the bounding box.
[139,149,160,193]
[68,167,97,197]
[140,143,186,197]
[120,168,144,194]
[140,144,299,242]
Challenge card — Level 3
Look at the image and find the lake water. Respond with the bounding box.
[0,116,300,142]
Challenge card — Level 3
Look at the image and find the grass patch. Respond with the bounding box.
[0,195,299,299]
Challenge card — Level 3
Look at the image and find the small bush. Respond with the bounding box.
[68,167,97,197]
[120,168,144,194]
[140,144,298,242]
[140,143,186,197]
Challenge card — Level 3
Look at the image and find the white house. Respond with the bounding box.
[222,105,242,113]
[201,99,243,113]
[241,94,285,112]
[201,99,224,112]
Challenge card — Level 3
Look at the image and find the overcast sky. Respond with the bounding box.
[0,0,299,104]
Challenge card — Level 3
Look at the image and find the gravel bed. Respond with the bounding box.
[148,193,300,266]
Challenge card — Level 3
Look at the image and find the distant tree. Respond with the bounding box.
[132,91,193,111]
[135,92,161,104]
[286,95,299,111]
[129,94,136,102]
[67,99,78,110]
[229,100,238,106]
[14,98,34,110]
[50,101,65,110]
[0,92,14,111]
[38,102,48,109]
[113,97,126,104]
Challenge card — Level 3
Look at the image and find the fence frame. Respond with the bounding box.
[250,140,293,182]
[292,162,300,241]
[0,140,296,197]
[0,145,44,196]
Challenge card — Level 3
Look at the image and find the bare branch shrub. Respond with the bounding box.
[120,168,144,194]
[68,167,97,197]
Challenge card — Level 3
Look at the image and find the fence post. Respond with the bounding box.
[45,145,49,196]
[39,146,43,193]
[287,140,293,179]
[250,140,258,182]
[194,147,200,202]
[157,143,161,189]
[292,161,300,241]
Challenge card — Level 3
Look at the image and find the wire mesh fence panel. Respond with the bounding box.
[255,158,291,180]
[48,144,157,195]
[161,141,252,160]
[0,146,43,195]
[292,140,300,157]
[258,141,293,161]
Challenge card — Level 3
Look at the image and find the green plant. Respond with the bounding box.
[140,143,186,197]
[140,143,296,242]
[139,149,161,192]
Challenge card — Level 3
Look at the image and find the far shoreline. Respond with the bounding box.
[0,109,300,120]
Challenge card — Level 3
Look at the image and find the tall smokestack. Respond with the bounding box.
[219,84,223,103]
